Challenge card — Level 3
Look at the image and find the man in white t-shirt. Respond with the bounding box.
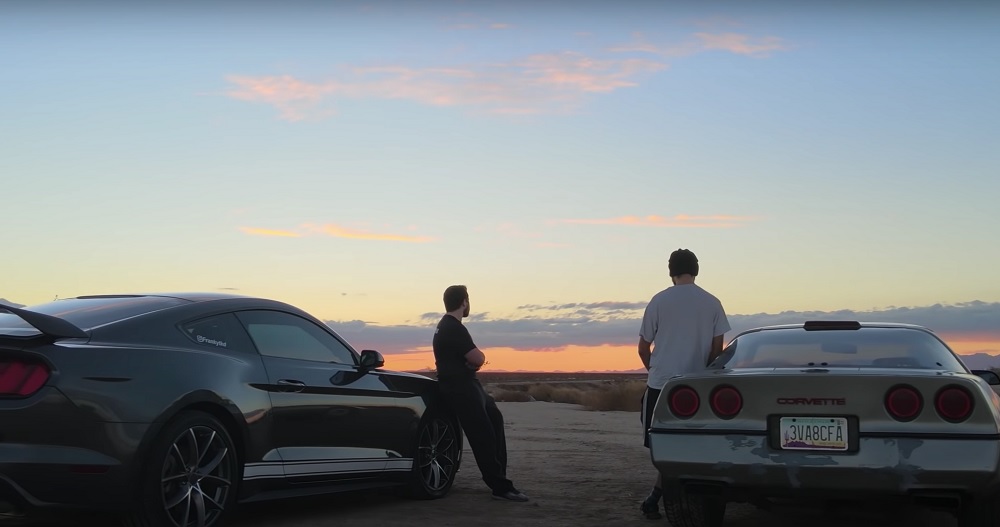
[636,248,731,520]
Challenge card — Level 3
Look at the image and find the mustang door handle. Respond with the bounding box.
[276,379,306,392]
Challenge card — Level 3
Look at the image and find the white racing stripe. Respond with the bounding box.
[243,458,414,480]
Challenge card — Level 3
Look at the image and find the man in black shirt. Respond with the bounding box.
[433,285,529,502]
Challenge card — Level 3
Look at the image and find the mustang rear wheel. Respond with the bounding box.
[663,493,726,527]
[407,411,461,499]
[124,411,239,527]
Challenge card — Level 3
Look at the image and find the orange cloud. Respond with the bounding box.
[303,223,435,243]
[239,227,303,238]
[226,75,339,121]
[224,52,666,120]
[694,32,789,57]
[609,31,789,59]
[557,214,758,228]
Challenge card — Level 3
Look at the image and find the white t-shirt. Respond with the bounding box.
[640,283,731,389]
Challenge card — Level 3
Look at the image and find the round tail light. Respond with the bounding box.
[710,386,743,418]
[884,385,922,421]
[668,386,699,418]
[936,386,973,422]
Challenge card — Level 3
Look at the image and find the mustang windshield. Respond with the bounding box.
[712,326,967,371]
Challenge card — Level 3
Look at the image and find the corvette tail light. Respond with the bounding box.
[935,385,973,422]
[668,386,699,418]
[0,359,51,397]
[710,385,743,419]
[885,385,922,421]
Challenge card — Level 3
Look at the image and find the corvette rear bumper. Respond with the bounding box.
[649,431,1000,501]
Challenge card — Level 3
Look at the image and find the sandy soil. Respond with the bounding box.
[4,401,960,527]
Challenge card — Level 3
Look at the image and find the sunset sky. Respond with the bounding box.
[3,0,999,372]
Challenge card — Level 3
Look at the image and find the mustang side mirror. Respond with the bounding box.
[971,369,1000,386]
[360,349,385,370]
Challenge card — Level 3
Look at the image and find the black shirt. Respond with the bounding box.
[433,315,477,382]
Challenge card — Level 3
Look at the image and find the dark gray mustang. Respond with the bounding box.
[0,292,462,527]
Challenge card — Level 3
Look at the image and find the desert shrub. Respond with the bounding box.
[580,380,647,412]
[490,389,533,402]
[524,384,586,405]
[485,379,648,412]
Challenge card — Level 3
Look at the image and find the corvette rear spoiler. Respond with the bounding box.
[0,303,88,339]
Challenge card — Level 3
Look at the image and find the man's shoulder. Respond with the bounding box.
[650,284,725,308]
[436,315,469,333]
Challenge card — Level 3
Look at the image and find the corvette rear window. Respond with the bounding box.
[714,327,967,371]
[0,296,188,335]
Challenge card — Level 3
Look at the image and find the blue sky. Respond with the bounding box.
[2,0,998,368]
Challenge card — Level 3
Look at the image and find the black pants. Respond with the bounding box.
[439,378,514,494]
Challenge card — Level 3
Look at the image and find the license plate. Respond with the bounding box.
[779,417,848,451]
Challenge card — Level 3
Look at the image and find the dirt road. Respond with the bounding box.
[4,401,959,526]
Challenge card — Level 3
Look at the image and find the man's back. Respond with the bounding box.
[433,314,476,382]
[640,283,730,388]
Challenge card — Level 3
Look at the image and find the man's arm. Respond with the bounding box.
[638,337,653,371]
[465,348,486,369]
[706,334,725,365]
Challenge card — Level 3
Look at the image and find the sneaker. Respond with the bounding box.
[492,488,530,502]
[640,493,662,519]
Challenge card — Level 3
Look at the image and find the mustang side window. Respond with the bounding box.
[180,313,255,353]
[235,310,357,365]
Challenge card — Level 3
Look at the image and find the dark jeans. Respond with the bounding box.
[439,378,514,494]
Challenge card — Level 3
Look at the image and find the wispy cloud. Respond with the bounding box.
[694,32,789,57]
[239,223,434,242]
[225,52,666,120]
[224,23,789,121]
[609,30,790,59]
[240,227,303,238]
[329,301,1000,356]
[302,223,435,243]
[556,214,757,228]
[226,75,339,122]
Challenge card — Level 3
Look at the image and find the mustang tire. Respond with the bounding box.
[663,493,726,527]
[406,410,462,500]
[123,411,240,527]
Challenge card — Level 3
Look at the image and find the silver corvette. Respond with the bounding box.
[647,320,1000,527]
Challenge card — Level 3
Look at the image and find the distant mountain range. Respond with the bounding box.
[0,298,24,308]
[957,353,1000,371]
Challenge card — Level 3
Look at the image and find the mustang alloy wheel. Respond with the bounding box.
[126,411,239,527]
[409,412,461,499]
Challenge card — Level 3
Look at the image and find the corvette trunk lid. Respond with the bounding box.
[652,368,1000,438]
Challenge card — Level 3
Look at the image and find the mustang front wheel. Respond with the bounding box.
[407,411,461,499]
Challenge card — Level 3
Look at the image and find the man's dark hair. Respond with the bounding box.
[443,285,469,312]
[668,248,699,277]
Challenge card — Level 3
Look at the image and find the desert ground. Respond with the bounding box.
[4,395,959,527]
